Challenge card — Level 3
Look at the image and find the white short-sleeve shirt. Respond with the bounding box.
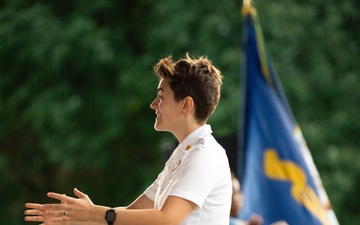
[144,125,232,225]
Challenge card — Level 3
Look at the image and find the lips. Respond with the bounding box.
[154,112,161,124]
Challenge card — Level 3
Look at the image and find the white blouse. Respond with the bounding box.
[144,125,232,225]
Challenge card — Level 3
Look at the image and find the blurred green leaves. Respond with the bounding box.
[1,0,360,224]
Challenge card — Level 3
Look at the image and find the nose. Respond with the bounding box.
[150,97,158,110]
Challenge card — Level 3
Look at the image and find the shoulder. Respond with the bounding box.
[190,135,227,161]
[182,138,231,180]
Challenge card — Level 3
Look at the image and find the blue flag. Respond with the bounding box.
[237,6,339,225]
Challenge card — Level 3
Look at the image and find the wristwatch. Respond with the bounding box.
[105,208,116,225]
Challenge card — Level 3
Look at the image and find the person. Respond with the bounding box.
[230,173,263,225]
[24,53,232,225]
[229,173,288,225]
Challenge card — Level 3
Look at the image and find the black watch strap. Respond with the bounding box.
[105,208,116,225]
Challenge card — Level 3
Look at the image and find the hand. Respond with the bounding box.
[24,203,61,225]
[25,193,69,225]
[25,188,96,224]
[247,214,264,225]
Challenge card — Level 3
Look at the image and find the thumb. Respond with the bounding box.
[74,188,87,199]
[74,188,94,205]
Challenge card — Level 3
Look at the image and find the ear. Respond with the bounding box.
[181,96,195,115]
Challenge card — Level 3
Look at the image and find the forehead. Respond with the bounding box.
[157,79,171,92]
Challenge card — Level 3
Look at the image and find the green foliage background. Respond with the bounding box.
[0,0,359,224]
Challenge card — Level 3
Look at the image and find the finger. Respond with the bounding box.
[61,194,67,204]
[25,203,44,210]
[74,188,93,204]
[74,188,87,198]
[24,215,44,222]
[24,209,44,216]
[45,210,69,217]
[43,203,66,211]
[47,192,74,203]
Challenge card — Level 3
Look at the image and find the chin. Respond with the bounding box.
[154,123,168,132]
[154,123,162,131]
[154,126,165,131]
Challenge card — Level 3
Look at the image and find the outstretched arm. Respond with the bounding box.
[25,188,196,225]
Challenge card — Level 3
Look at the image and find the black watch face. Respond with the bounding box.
[106,210,116,221]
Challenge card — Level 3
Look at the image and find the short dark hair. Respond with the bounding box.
[154,53,223,123]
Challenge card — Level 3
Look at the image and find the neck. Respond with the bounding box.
[174,122,205,143]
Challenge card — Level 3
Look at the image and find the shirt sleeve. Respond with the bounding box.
[143,172,162,201]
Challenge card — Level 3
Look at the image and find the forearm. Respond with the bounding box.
[26,190,190,225]
[93,206,171,225]
[116,209,171,225]
[91,196,194,225]
[92,196,192,225]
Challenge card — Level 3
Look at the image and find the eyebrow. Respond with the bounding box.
[157,87,164,93]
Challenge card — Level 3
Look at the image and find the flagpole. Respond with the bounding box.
[243,0,251,6]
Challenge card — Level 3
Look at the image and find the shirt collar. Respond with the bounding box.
[178,124,212,153]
